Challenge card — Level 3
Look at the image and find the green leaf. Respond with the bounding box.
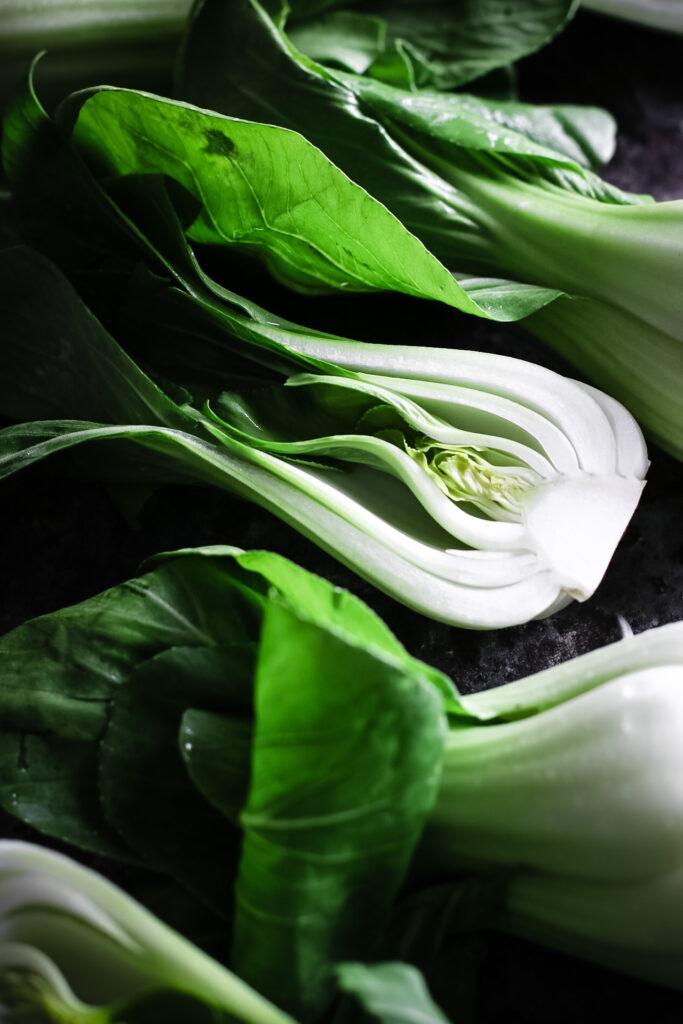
[70,87,484,312]
[148,546,458,709]
[176,0,578,319]
[285,0,578,91]
[231,596,447,1019]
[99,645,254,912]
[180,709,254,824]
[335,73,616,171]
[0,553,263,856]
[0,735,127,859]
[2,74,357,387]
[336,962,451,1024]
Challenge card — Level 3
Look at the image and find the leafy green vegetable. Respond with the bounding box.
[233,597,446,1017]
[0,226,648,628]
[417,620,683,990]
[0,0,577,106]
[177,0,683,457]
[0,546,264,857]
[0,840,296,1024]
[4,545,683,999]
[0,545,451,1018]
[286,0,578,91]
[68,87,482,311]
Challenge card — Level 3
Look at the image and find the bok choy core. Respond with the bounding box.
[418,621,683,990]
[0,841,296,1024]
[0,246,647,628]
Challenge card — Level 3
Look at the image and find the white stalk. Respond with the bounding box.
[0,841,295,1023]
[261,342,647,610]
[419,622,683,989]
[3,325,647,630]
[0,1,190,52]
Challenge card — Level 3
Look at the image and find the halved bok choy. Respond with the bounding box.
[0,247,646,629]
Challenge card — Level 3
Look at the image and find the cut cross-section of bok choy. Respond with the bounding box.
[0,248,647,629]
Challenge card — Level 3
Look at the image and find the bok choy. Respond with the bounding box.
[0,72,648,628]
[0,545,451,1019]
[419,620,683,990]
[2,547,683,1005]
[0,841,296,1023]
[0,245,647,628]
[0,0,577,106]
[176,0,683,457]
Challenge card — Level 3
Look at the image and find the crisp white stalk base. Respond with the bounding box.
[419,624,683,988]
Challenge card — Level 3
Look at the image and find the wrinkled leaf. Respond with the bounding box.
[281,0,577,91]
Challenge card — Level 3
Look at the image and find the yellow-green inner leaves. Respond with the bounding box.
[406,438,541,519]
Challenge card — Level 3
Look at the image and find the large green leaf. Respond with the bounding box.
[1,75,372,386]
[69,87,484,312]
[288,0,578,91]
[231,596,447,1019]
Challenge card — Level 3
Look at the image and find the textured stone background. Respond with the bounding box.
[1,7,683,1022]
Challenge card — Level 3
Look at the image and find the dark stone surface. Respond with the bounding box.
[1,7,683,1022]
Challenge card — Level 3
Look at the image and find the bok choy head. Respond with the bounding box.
[175,0,683,459]
[0,246,647,629]
[418,621,683,989]
[0,841,295,1024]
[0,72,650,629]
